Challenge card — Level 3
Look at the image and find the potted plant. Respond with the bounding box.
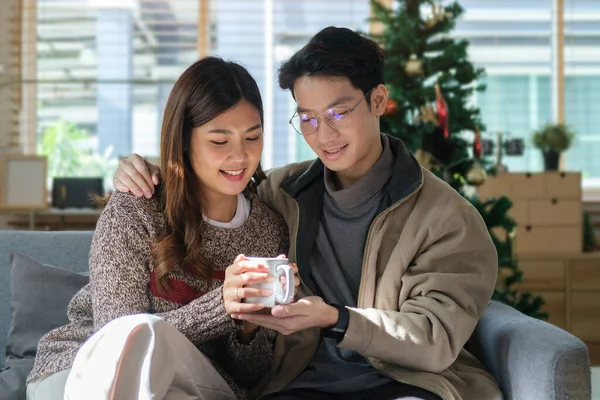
[532,123,575,171]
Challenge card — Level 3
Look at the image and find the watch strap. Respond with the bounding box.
[323,303,349,343]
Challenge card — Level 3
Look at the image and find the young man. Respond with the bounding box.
[113,27,501,400]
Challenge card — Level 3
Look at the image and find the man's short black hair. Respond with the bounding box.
[278,26,384,102]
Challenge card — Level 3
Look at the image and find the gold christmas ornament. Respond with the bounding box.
[467,160,487,186]
[424,1,452,29]
[405,54,424,76]
[418,104,439,126]
[415,149,433,170]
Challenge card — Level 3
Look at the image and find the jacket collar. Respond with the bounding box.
[280,134,423,204]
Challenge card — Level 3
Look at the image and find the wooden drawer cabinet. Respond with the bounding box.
[538,291,566,329]
[570,260,600,291]
[478,172,583,256]
[571,293,600,341]
[528,199,582,226]
[512,252,600,364]
[514,261,565,291]
[516,226,581,254]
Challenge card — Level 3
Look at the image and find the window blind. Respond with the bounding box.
[210,0,370,168]
[459,0,600,181]
[0,0,23,151]
[34,0,200,169]
[11,0,600,183]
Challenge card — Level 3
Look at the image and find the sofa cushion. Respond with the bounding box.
[6,253,89,359]
[0,358,34,399]
[0,231,94,369]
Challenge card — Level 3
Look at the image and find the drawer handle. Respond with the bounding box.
[526,225,532,231]
[551,198,558,205]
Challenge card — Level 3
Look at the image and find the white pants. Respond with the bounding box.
[27,314,237,400]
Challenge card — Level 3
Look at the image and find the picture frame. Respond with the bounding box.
[0,154,48,210]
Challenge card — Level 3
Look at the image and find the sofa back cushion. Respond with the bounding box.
[7,253,90,359]
[0,230,93,367]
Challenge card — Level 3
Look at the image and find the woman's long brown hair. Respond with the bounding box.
[152,57,266,293]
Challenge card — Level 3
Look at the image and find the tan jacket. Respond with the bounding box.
[252,135,503,400]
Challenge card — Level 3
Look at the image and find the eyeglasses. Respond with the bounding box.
[288,89,372,136]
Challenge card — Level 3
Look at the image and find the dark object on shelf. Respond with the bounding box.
[52,178,104,209]
[504,138,525,156]
[481,137,524,157]
[482,139,494,156]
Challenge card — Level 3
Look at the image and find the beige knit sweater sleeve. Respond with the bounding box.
[89,192,238,345]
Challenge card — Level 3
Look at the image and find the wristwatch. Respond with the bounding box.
[323,303,349,342]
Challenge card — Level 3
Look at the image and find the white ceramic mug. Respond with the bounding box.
[244,257,295,307]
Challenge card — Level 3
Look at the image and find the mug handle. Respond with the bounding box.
[275,264,294,304]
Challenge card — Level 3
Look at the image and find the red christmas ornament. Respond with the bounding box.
[435,84,449,138]
[473,124,482,159]
[383,99,397,116]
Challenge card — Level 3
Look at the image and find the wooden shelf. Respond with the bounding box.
[0,208,101,230]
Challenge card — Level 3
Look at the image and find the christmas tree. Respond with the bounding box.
[369,0,547,319]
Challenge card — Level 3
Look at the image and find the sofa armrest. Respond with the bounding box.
[472,301,591,400]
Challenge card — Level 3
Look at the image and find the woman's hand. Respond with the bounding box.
[223,254,273,315]
[223,254,273,342]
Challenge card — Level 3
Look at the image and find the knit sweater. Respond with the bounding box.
[27,190,289,399]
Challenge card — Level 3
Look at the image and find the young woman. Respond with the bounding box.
[26,57,291,400]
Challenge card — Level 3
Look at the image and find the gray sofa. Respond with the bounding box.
[0,230,593,400]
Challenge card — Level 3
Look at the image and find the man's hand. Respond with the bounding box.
[231,296,339,336]
[114,154,161,199]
